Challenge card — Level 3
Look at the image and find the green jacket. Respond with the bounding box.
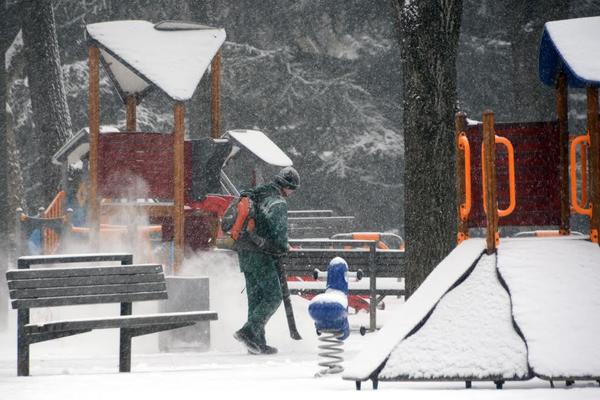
[234,183,289,255]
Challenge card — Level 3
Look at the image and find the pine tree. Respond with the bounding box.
[392,0,463,297]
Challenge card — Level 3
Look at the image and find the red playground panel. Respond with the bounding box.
[465,121,561,228]
[98,132,193,200]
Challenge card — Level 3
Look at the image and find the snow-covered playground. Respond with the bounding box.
[1,236,600,399]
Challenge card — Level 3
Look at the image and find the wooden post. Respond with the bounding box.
[455,112,468,243]
[126,94,137,131]
[588,87,600,244]
[557,72,570,235]
[88,46,100,249]
[173,103,186,272]
[210,50,221,139]
[483,111,498,253]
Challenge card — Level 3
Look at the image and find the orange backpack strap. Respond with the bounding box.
[231,197,254,240]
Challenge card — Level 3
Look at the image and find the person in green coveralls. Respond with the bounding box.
[233,166,300,355]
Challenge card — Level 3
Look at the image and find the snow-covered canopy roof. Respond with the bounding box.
[226,130,293,167]
[539,16,600,88]
[86,20,226,102]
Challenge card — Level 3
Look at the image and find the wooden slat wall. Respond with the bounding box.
[97,133,193,200]
[466,121,561,228]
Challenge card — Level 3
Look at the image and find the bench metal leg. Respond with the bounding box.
[17,310,30,376]
[119,302,133,373]
[368,244,377,332]
[119,330,132,372]
[17,335,29,376]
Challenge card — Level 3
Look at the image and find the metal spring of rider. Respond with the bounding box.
[315,330,345,377]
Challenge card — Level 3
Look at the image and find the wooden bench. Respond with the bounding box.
[282,239,404,332]
[6,253,218,376]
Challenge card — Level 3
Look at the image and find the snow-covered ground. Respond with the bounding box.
[1,299,598,400]
[0,245,599,399]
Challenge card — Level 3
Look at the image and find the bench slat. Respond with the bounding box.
[24,311,219,333]
[7,264,162,280]
[11,291,169,309]
[290,288,403,296]
[8,272,164,290]
[10,282,167,299]
[18,253,133,268]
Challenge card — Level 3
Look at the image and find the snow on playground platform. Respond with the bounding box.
[380,254,528,381]
[498,237,600,379]
[343,238,486,381]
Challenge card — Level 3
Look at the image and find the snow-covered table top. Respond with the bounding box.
[86,20,226,101]
[539,16,600,88]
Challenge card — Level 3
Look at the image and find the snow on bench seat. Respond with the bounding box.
[497,237,600,380]
[379,254,529,381]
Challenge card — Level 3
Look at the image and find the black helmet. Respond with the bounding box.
[274,166,300,190]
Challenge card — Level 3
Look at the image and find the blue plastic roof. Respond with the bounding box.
[539,16,600,88]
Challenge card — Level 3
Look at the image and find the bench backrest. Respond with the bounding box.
[284,239,404,277]
[7,264,167,309]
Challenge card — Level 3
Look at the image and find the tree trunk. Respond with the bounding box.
[0,0,9,328]
[392,0,463,297]
[7,31,27,225]
[507,0,569,122]
[19,0,72,209]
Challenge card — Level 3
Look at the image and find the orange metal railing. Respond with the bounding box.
[570,133,592,217]
[458,132,472,221]
[42,191,66,254]
[482,135,516,218]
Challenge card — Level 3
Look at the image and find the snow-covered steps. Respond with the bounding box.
[498,237,600,380]
[379,254,529,381]
[342,238,486,382]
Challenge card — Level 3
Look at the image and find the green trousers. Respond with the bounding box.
[238,250,283,345]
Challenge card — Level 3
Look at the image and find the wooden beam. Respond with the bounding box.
[126,95,136,131]
[173,103,186,272]
[588,86,600,244]
[210,50,221,139]
[455,112,469,243]
[483,110,498,253]
[556,72,570,235]
[88,46,100,249]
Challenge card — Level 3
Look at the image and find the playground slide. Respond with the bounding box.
[342,238,486,382]
[497,237,600,380]
[378,253,529,381]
